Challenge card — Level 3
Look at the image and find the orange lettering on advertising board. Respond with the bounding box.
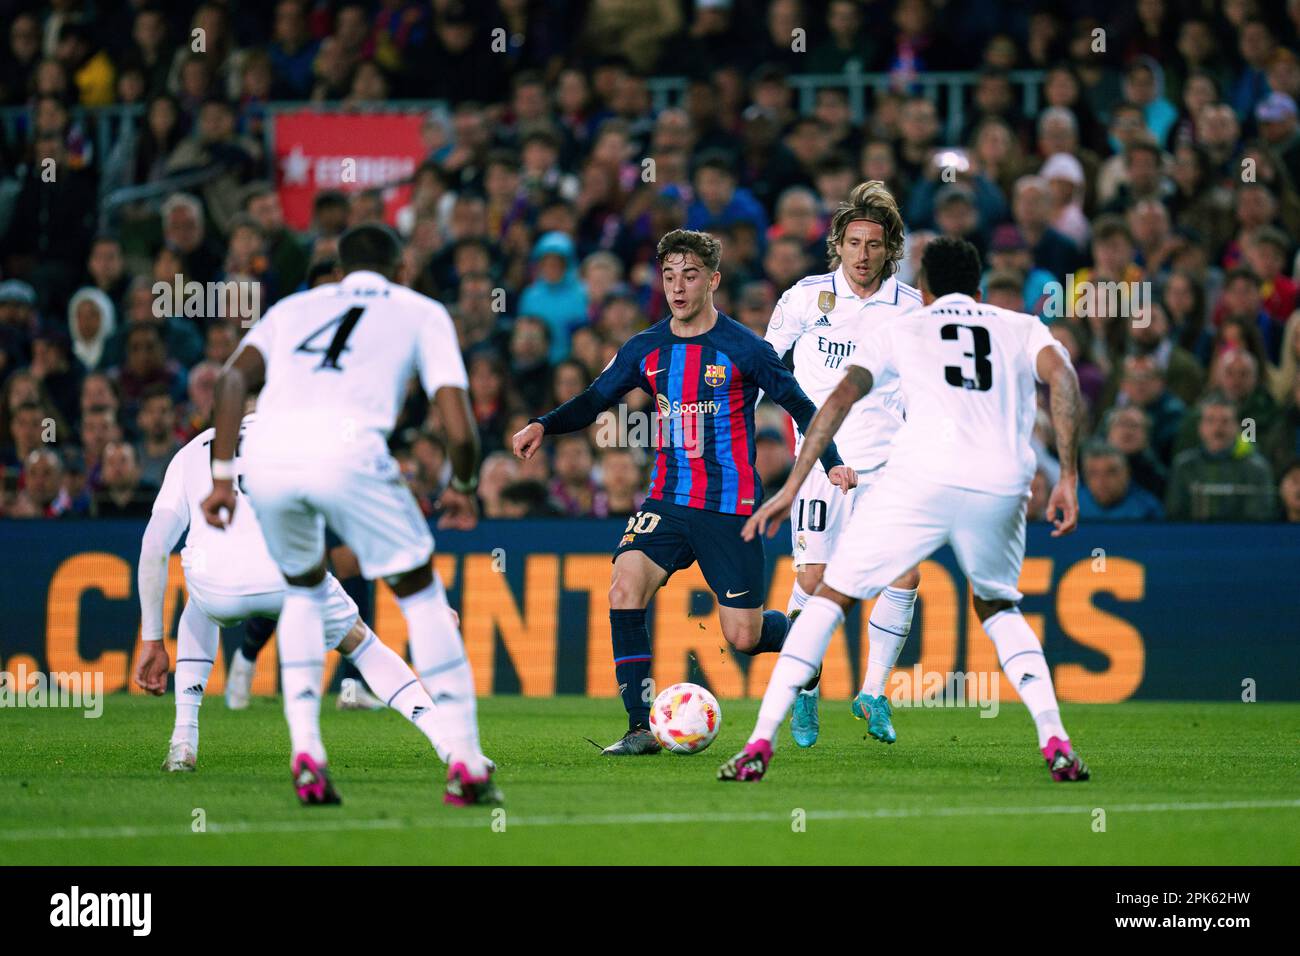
[45,552,130,693]
[460,554,558,695]
[1055,557,1145,702]
[562,555,617,697]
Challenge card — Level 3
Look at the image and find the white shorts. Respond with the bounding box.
[822,470,1028,603]
[184,575,360,650]
[789,465,880,568]
[242,453,434,581]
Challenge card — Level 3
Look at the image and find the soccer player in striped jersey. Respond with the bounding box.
[513,229,858,754]
[764,181,924,748]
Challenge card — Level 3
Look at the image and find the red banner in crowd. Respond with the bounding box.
[273,111,424,230]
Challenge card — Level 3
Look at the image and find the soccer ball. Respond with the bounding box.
[649,683,722,754]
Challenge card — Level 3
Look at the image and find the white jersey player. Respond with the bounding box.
[133,414,461,774]
[724,236,1090,785]
[198,223,498,806]
[763,181,923,749]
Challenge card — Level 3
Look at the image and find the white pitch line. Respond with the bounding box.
[1,799,1297,843]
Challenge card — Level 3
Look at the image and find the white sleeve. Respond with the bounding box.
[417,299,469,397]
[139,506,187,642]
[764,284,808,358]
[848,324,893,382]
[232,305,276,369]
[1026,317,1069,383]
[151,448,189,517]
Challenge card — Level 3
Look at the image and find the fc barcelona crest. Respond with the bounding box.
[704,363,727,387]
[817,291,836,314]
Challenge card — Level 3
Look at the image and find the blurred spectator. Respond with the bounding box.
[27,330,80,430]
[93,440,156,517]
[102,278,204,371]
[241,183,309,297]
[520,232,588,363]
[134,387,183,488]
[1078,441,1165,521]
[499,478,559,517]
[593,447,645,518]
[1011,175,1082,281]
[1108,354,1186,465]
[160,193,224,287]
[110,324,188,418]
[8,448,82,518]
[1103,405,1168,499]
[478,451,521,519]
[508,315,552,413]
[1166,393,1276,521]
[548,434,598,517]
[1174,349,1278,457]
[1041,152,1090,249]
[686,151,768,238]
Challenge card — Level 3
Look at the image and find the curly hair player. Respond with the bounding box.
[720,237,1090,785]
[764,180,924,748]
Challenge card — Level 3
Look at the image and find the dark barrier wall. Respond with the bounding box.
[0,519,1296,701]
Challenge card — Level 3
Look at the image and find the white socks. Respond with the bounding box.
[400,576,484,773]
[278,579,329,765]
[172,601,220,748]
[983,608,1067,748]
[862,585,917,697]
[750,596,844,744]
[344,626,449,761]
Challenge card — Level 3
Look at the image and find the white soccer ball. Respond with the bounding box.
[649,682,722,754]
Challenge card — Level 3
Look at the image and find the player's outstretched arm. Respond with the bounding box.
[743,367,873,541]
[134,506,187,694]
[201,346,265,528]
[1038,345,1082,537]
[433,384,481,530]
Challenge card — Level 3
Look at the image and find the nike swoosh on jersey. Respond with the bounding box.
[725,589,749,598]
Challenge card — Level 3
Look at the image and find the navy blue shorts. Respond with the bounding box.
[612,498,765,608]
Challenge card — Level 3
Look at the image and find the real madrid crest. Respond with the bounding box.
[817,291,836,315]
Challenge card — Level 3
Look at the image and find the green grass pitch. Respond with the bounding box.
[2,696,1297,865]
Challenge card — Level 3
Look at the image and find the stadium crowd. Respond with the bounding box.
[1,0,1300,524]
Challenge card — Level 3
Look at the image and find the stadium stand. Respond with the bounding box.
[1,0,1299,524]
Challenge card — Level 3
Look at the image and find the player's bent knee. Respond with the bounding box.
[285,563,327,588]
[811,581,857,612]
[335,618,368,655]
[719,607,763,652]
[973,596,1015,622]
[796,564,825,594]
[387,562,433,598]
[608,573,646,609]
[892,565,921,590]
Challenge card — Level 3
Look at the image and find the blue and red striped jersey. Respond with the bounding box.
[577,311,841,516]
